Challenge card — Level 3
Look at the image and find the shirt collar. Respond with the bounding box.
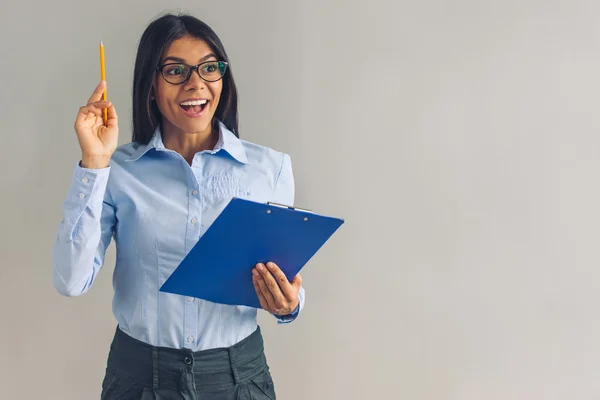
[213,120,248,164]
[126,120,248,164]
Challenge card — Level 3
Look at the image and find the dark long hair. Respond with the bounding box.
[132,13,239,144]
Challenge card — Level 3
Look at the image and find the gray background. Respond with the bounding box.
[2,0,600,399]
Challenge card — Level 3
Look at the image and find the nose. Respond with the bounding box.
[183,67,206,91]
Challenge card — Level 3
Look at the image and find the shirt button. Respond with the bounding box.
[191,217,198,224]
[192,189,199,196]
[78,193,86,199]
[187,336,194,344]
[187,297,194,302]
[81,177,89,184]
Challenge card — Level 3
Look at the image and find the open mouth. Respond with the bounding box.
[179,99,208,115]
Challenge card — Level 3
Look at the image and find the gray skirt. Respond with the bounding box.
[100,325,276,400]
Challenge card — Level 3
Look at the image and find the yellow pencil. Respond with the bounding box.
[100,40,107,124]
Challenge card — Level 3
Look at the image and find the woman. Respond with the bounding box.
[52,13,304,399]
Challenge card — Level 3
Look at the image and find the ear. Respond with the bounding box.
[150,79,157,100]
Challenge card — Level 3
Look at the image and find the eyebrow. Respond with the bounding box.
[161,53,218,64]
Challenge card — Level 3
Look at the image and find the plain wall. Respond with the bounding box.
[2,0,600,399]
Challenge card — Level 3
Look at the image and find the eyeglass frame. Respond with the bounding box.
[156,60,229,84]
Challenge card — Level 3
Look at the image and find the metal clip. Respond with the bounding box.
[267,202,313,213]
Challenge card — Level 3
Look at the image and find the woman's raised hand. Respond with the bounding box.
[73,81,119,169]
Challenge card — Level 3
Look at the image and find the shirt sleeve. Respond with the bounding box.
[271,153,305,324]
[51,161,116,296]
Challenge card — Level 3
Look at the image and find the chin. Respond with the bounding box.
[178,119,214,134]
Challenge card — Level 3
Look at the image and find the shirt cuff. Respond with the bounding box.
[274,303,300,324]
[63,161,111,219]
[274,285,304,324]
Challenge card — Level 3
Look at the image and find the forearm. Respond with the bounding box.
[52,162,113,296]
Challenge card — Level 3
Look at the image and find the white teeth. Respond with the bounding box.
[180,100,208,106]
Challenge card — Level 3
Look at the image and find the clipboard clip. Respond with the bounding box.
[267,202,313,214]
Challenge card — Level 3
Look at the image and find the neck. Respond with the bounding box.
[161,122,219,165]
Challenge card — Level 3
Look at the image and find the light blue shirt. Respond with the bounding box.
[52,120,305,351]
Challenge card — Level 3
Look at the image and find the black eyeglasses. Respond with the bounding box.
[157,61,229,84]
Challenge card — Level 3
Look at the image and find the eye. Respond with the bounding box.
[201,62,218,73]
[165,64,188,75]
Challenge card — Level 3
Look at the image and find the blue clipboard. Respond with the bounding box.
[159,197,344,308]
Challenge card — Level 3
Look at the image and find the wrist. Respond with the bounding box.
[81,155,110,169]
[275,299,299,317]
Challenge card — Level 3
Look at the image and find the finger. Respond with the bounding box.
[257,263,286,310]
[88,101,114,127]
[87,81,107,105]
[265,262,296,302]
[87,106,103,117]
[94,114,104,129]
[291,274,303,290]
[75,107,97,128]
[77,102,112,127]
[253,268,278,311]
[90,100,112,108]
[255,276,277,312]
[253,269,276,307]
[106,103,118,127]
[252,276,270,310]
[77,104,103,117]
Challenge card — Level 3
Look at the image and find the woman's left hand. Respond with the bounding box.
[252,262,301,316]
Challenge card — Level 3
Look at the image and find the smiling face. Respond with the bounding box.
[153,35,223,138]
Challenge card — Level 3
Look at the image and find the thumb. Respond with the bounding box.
[291,274,302,289]
[106,103,119,127]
